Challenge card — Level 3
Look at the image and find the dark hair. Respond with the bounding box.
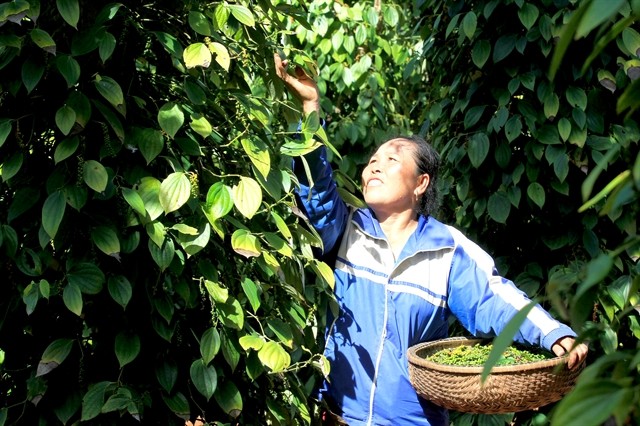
[389,135,441,217]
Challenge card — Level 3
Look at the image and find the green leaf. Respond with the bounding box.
[267,318,293,349]
[209,41,231,71]
[241,277,261,313]
[175,221,209,256]
[22,281,40,315]
[42,191,66,239]
[504,115,522,142]
[162,392,190,420]
[95,3,123,24]
[518,3,539,30]
[527,182,545,208]
[137,176,163,220]
[121,187,146,216]
[461,11,477,39]
[22,57,44,94]
[98,31,116,63]
[81,381,112,421]
[37,338,74,376]
[56,0,79,29]
[204,280,228,304]
[67,262,105,294]
[134,127,164,164]
[551,379,632,426]
[311,259,336,291]
[464,106,485,129]
[189,11,213,35]
[190,359,217,401]
[30,28,56,54]
[231,229,261,258]
[108,275,132,309]
[0,0,30,24]
[54,136,79,164]
[148,238,175,271]
[115,332,140,368]
[492,34,516,63]
[566,86,587,110]
[471,40,490,68]
[63,282,83,316]
[468,133,489,168]
[217,297,244,330]
[241,138,271,180]
[67,91,92,127]
[557,118,572,141]
[597,69,617,93]
[1,153,23,182]
[101,389,132,413]
[544,93,560,120]
[200,327,221,365]
[83,160,108,192]
[575,0,626,39]
[159,172,191,214]
[55,105,76,135]
[280,139,323,157]
[91,225,120,257]
[183,79,206,105]
[239,334,264,351]
[271,211,292,239]
[622,27,640,57]
[487,191,511,223]
[258,341,290,373]
[203,182,233,224]
[183,42,211,68]
[575,254,614,300]
[214,381,243,417]
[93,75,125,116]
[0,120,12,148]
[190,114,212,138]
[156,361,177,393]
[232,176,262,219]
[382,5,399,26]
[8,188,38,223]
[481,300,538,382]
[154,31,183,58]
[56,55,81,87]
[158,102,184,139]
[228,4,255,27]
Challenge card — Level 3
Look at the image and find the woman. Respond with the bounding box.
[274,54,588,426]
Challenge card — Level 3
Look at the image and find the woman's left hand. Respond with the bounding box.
[551,336,588,369]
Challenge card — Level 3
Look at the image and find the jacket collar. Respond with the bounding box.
[352,207,455,252]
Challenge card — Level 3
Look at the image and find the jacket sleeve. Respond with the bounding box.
[292,145,349,256]
[446,230,576,351]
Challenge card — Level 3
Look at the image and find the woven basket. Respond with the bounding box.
[407,337,584,414]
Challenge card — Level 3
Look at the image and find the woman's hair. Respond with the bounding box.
[390,134,441,217]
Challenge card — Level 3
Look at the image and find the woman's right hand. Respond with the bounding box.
[274,53,320,116]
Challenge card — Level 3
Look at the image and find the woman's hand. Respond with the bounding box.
[551,336,588,369]
[274,53,320,116]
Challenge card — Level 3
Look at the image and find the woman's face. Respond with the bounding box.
[361,138,428,218]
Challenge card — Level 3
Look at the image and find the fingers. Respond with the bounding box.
[273,53,289,81]
[552,337,588,370]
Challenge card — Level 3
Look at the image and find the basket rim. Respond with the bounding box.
[407,336,573,374]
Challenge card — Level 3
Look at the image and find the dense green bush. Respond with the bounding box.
[0,0,638,425]
[0,1,334,424]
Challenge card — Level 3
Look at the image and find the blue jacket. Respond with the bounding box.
[294,146,576,426]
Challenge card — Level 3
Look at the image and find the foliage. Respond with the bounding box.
[0,0,333,424]
[0,0,639,425]
[426,343,552,367]
[413,0,640,425]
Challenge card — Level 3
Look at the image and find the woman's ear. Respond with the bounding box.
[415,173,430,197]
